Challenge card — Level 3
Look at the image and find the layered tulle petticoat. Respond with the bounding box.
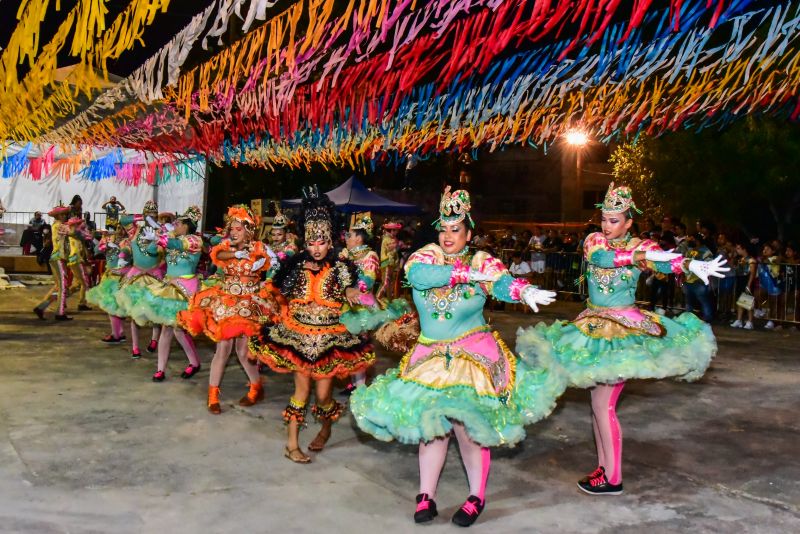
[86,269,128,316]
[350,326,567,447]
[515,306,716,389]
[125,276,200,327]
[114,266,166,322]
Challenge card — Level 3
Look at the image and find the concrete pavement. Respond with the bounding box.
[0,286,798,533]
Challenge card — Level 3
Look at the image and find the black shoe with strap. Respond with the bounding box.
[413,493,438,524]
[577,473,623,496]
[451,495,485,527]
[54,314,73,321]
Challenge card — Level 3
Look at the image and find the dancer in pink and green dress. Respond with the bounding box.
[516,183,729,496]
[125,206,204,382]
[351,186,562,527]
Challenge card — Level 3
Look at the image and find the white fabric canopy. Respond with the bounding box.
[0,160,206,223]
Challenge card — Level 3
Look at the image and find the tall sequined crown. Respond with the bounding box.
[437,185,474,229]
[143,200,158,215]
[301,185,334,243]
[350,213,374,237]
[597,182,642,215]
[225,205,260,234]
[272,202,290,229]
[180,205,202,225]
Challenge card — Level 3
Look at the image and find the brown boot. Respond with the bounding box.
[239,380,264,406]
[208,386,222,414]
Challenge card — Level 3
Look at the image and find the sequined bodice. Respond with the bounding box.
[587,263,640,308]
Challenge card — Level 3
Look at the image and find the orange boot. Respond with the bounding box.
[208,386,222,414]
[239,380,264,406]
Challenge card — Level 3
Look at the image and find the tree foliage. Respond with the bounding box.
[641,117,800,240]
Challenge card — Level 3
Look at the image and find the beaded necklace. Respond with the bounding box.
[348,244,370,259]
[424,246,476,321]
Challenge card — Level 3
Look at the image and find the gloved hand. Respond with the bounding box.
[251,257,266,272]
[234,249,250,260]
[141,227,157,242]
[521,286,557,312]
[644,249,681,262]
[145,216,160,229]
[265,245,278,265]
[117,259,128,268]
[106,241,119,249]
[688,255,730,285]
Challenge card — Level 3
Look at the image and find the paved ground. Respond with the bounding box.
[0,286,798,533]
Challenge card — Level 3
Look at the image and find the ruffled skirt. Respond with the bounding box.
[515,306,716,389]
[114,268,165,322]
[177,285,280,342]
[250,314,376,379]
[125,276,199,327]
[86,270,126,316]
[350,327,567,447]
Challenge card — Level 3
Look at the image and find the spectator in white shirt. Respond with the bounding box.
[508,252,533,278]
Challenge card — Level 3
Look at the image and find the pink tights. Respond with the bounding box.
[109,316,124,338]
[418,423,491,501]
[208,337,259,387]
[156,326,200,372]
[590,382,625,484]
[130,323,161,352]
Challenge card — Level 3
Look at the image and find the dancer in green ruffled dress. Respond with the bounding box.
[516,183,729,496]
[86,225,131,343]
[126,206,204,382]
[339,214,409,394]
[351,186,561,527]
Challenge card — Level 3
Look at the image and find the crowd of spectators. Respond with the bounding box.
[469,218,798,330]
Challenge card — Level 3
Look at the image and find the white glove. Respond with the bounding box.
[141,227,157,241]
[265,245,278,265]
[521,286,557,312]
[106,242,119,249]
[234,249,250,260]
[251,257,266,272]
[117,259,128,268]
[645,249,681,262]
[145,216,160,229]
[164,223,175,233]
[468,269,500,283]
[688,255,730,285]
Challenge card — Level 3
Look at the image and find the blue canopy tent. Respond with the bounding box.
[282,177,419,214]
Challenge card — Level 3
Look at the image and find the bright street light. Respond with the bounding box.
[565,130,589,147]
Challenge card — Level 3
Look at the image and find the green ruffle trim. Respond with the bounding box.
[515,312,716,389]
[128,290,189,327]
[115,284,153,326]
[86,277,124,316]
[350,356,566,448]
[340,298,410,334]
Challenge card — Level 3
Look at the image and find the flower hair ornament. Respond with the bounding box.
[272,201,290,230]
[436,185,474,229]
[180,205,202,225]
[142,200,158,216]
[350,213,374,237]
[225,204,260,236]
[596,182,643,215]
[301,185,335,244]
